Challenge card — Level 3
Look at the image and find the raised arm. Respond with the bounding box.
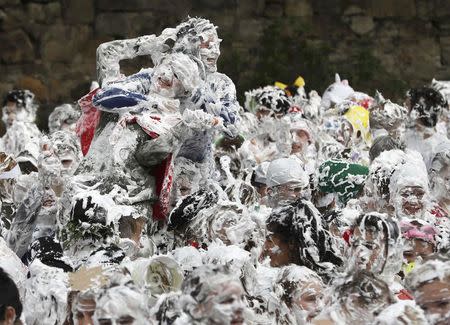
[96,28,176,86]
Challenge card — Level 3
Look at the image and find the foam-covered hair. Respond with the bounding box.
[2,89,37,124]
[266,199,343,276]
[244,85,291,115]
[48,104,81,134]
[369,136,400,162]
[407,86,447,127]
[389,150,429,198]
[174,17,217,58]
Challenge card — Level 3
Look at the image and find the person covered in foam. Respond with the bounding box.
[389,150,434,222]
[269,265,325,324]
[48,103,81,135]
[404,86,449,170]
[405,255,450,325]
[265,157,311,208]
[239,86,294,169]
[0,90,41,174]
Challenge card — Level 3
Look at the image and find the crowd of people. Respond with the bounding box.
[0,17,449,325]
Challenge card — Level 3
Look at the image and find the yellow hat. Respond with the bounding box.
[344,105,371,144]
[274,76,306,97]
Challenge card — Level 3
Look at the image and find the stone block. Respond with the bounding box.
[96,0,164,11]
[128,12,158,37]
[264,1,284,18]
[0,29,34,63]
[25,0,55,3]
[238,19,264,42]
[440,36,450,65]
[397,21,434,40]
[285,0,313,17]
[432,68,450,80]
[45,2,62,23]
[48,72,88,103]
[62,0,94,24]
[416,0,433,17]
[41,23,66,41]
[0,0,20,6]
[41,39,72,61]
[375,21,399,38]
[373,37,396,54]
[349,15,374,35]
[433,0,450,17]
[0,81,13,106]
[237,0,265,17]
[22,22,46,42]
[26,4,46,22]
[95,12,132,37]
[211,13,236,35]
[0,7,26,31]
[192,0,228,9]
[16,75,49,102]
[41,24,92,62]
[0,9,5,24]
[311,0,343,16]
[311,15,348,42]
[438,20,450,36]
[399,38,441,78]
[343,5,364,16]
[42,23,91,42]
[369,0,416,17]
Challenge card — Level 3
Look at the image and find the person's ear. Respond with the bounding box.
[4,306,16,325]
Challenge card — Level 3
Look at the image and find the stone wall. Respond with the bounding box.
[1,0,450,130]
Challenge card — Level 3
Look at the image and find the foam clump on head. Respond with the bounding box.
[266,157,308,188]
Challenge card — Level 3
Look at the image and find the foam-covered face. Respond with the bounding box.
[94,287,147,325]
[210,210,239,244]
[150,59,184,98]
[42,187,57,208]
[73,296,96,325]
[170,175,194,210]
[294,281,324,320]
[209,210,253,246]
[60,120,77,133]
[95,315,135,325]
[338,119,354,147]
[415,276,450,325]
[53,140,81,177]
[339,287,391,324]
[204,281,245,325]
[255,105,272,120]
[260,232,292,267]
[2,102,18,126]
[268,181,311,207]
[403,238,434,263]
[395,186,426,218]
[199,30,221,73]
[2,102,35,126]
[291,129,311,154]
[322,117,353,147]
[412,101,445,128]
[350,226,387,274]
